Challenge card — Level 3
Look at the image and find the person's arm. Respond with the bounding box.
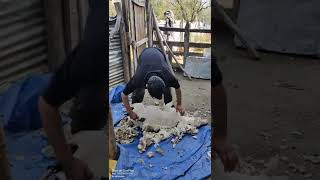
[212,84,227,139]
[211,57,238,172]
[175,88,182,106]
[38,97,73,173]
[121,92,132,114]
[212,84,239,172]
[121,93,139,120]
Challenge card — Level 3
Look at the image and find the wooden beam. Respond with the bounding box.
[116,2,130,83]
[129,0,137,74]
[158,28,193,80]
[212,0,260,59]
[146,0,153,47]
[43,0,66,71]
[172,52,203,57]
[0,123,11,180]
[154,41,211,48]
[158,27,211,33]
[134,37,148,48]
[121,0,132,77]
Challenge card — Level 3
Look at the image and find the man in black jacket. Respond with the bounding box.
[121,47,185,120]
[38,1,106,179]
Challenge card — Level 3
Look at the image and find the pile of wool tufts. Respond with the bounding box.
[114,103,208,153]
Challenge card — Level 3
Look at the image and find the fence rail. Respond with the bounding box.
[157,27,211,33]
[154,26,212,67]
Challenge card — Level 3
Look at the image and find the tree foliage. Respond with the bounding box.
[150,0,210,24]
[150,0,168,20]
[169,0,210,23]
[109,0,117,17]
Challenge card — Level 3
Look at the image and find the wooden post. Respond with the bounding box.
[44,0,66,71]
[0,122,11,180]
[169,44,173,64]
[129,0,137,73]
[121,0,133,78]
[183,21,190,66]
[114,2,130,83]
[146,0,153,47]
[108,106,117,160]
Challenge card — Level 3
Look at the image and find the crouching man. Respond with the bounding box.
[121,47,185,120]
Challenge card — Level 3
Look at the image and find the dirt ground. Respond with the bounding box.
[214,24,320,179]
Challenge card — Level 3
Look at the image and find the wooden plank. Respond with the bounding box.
[135,37,148,48]
[158,27,211,33]
[172,52,203,57]
[121,0,132,77]
[134,4,146,58]
[43,0,66,71]
[115,2,130,83]
[129,0,137,73]
[154,41,211,48]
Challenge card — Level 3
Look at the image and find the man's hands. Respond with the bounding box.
[213,138,239,172]
[129,111,139,120]
[65,158,94,180]
[175,104,185,115]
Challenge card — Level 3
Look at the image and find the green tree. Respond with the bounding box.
[198,6,211,25]
[150,0,168,20]
[169,0,210,61]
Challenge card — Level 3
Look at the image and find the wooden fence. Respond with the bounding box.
[153,26,211,67]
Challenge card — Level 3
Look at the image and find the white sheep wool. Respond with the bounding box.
[114,103,208,153]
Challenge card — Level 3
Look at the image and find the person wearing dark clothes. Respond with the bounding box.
[212,56,239,172]
[38,1,107,179]
[121,47,185,120]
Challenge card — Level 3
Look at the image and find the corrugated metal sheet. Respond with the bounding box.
[109,17,125,88]
[0,0,48,88]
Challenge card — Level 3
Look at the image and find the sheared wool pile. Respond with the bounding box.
[114,103,208,153]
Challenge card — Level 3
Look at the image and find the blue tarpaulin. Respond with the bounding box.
[0,74,211,180]
[0,73,57,180]
[0,73,52,133]
[109,85,211,180]
[109,84,127,126]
